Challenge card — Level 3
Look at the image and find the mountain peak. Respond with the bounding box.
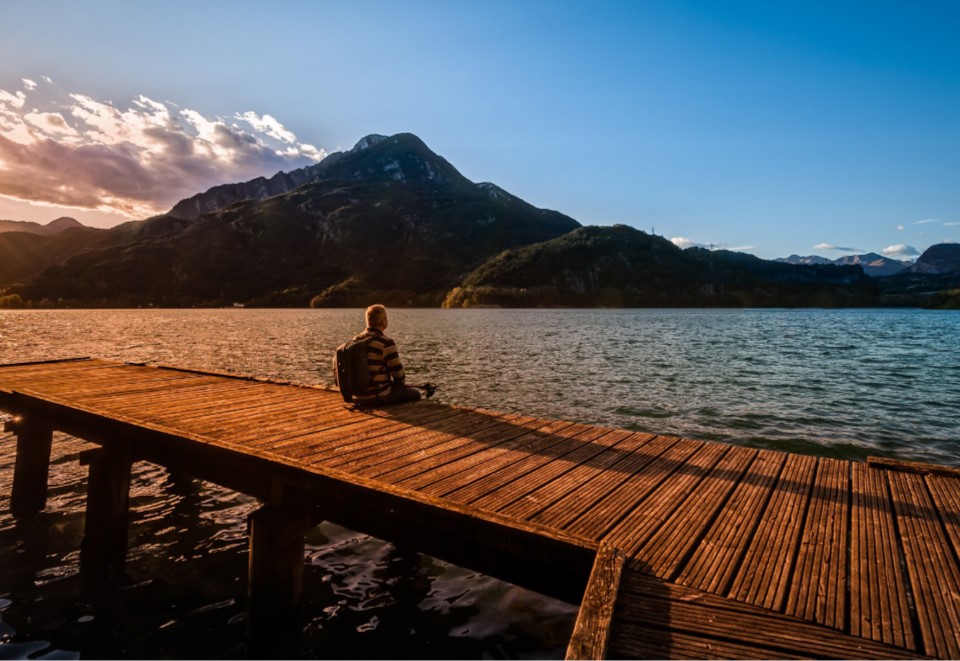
[351,134,388,152]
[0,216,83,236]
[168,132,473,220]
[47,216,83,230]
[906,242,960,274]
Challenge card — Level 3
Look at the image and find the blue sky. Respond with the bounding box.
[1,0,957,259]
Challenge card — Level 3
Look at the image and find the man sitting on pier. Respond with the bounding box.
[351,304,422,407]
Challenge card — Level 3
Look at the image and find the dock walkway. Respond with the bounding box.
[1,358,958,658]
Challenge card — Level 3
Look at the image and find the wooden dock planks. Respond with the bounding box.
[554,438,703,538]
[628,445,758,581]
[674,448,786,595]
[849,462,915,651]
[727,453,817,612]
[496,432,657,521]
[886,469,960,658]
[785,456,849,631]
[608,569,916,660]
[3,359,960,660]
[600,441,732,557]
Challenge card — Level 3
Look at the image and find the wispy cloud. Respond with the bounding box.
[915,218,940,225]
[813,242,862,252]
[944,221,959,227]
[0,81,326,218]
[670,236,703,249]
[236,111,296,144]
[881,244,920,258]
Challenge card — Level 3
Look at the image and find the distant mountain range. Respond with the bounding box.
[0,133,958,309]
[776,253,913,277]
[0,217,84,236]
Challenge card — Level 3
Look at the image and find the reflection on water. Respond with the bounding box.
[1,307,958,657]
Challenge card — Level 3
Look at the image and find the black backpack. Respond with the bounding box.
[333,337,373,403]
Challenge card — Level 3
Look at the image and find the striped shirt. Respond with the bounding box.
[352,327,406,401]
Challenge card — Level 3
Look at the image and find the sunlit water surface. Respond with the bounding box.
[0,308,958,658]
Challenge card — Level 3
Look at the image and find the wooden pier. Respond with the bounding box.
[1,357,958,658]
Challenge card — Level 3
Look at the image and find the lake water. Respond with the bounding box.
[1,308,958,658]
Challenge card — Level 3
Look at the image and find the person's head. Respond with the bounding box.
[365,304,388,331]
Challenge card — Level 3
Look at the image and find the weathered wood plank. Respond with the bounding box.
[369,415,556,485]
[496,432,657,520]
[394,419,579,491]
[609,620,805,660]
[565,545,624,661]
[785,457,849,630]
[629,445,757,581]
[110,383,309,420]
[57,371,217,399]
[532,435,683,530]
[244,400,451,449]
[471,429,638,513]
[79,381,281,419]
[0,363,172,392]
[927,474,960,587]
[602,442,731,554]
[674,449,785,595]
[172,392,353,435]
[264,407,464,463]
[611,569,918,660]
[869,456,960,479]
[850,462,915,650]
[294,406,486,460]
[887,469,960,658]
[415,421,598,498]
[320,410,517,473]
[439,426,619,503]
[727,453,816,612]
[565,439,708,540]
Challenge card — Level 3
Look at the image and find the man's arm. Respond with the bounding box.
[382,339,406,385]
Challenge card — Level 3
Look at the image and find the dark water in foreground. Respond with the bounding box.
[0,308,958,658]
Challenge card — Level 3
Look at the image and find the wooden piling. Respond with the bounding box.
[246,504,313,645]
[79,445,132,572]
[10,417,53,517]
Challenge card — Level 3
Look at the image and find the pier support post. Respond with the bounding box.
[80,446,132,573]
[247,504,312,649]
[10,418,54,517]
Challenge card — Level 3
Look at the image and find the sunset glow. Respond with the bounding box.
[0,78,324,222]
